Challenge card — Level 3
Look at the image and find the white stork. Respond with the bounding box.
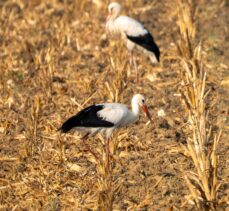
[59,94,152,168]
[106,2,160,82]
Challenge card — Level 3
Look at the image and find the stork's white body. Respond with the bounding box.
[60,94,150,139]
[106,15,158,63]
[96,102,139,136]
[106,3,160,64]
[59,94,151,169]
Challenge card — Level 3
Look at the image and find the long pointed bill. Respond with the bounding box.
[142,105,152,123]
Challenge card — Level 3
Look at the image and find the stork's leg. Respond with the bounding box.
[129,51,133,67]
[131,53,139,83]
[105,138,110,170]
[127,52,133,78]
[82,133,98,160]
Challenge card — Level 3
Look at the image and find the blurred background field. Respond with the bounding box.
[0,0,228,210]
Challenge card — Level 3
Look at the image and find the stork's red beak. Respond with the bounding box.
[142,104,152,123]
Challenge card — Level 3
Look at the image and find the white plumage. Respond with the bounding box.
[59,94,152,168]
[60,94,151,137]
[97,103,129,126]
[107,15,148,38]
[106,2,160,82]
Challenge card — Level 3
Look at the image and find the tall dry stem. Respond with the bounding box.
[96,133,124,210]
[25,95,41,157]
[175,0,223,210]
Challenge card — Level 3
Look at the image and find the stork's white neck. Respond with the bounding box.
[110,12,119,20]
[106,15,118,35]
[109,5,121,21]
[131,100,140,117]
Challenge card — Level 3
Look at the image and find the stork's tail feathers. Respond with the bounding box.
[126,33,160,63]
[58,116,77,133]
[150,42,160,63]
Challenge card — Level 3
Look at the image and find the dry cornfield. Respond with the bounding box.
[0,0,228,210]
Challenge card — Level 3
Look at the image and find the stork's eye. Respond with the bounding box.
[142,99,145,103]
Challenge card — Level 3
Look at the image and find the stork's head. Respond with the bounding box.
[132,94,152,123]
[107,2,121,20]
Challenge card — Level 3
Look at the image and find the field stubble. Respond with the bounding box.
[0,0,228,210]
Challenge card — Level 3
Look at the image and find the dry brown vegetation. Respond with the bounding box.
[0,0,228,210]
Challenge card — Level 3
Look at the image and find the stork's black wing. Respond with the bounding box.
[59,105,114,133]
[126,32,160,62]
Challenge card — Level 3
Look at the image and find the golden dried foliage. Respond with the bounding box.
[175,0,226,210]
[0,0,228,210]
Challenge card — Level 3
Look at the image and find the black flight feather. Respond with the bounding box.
[126,32,160,62]
[59,105,114,133]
